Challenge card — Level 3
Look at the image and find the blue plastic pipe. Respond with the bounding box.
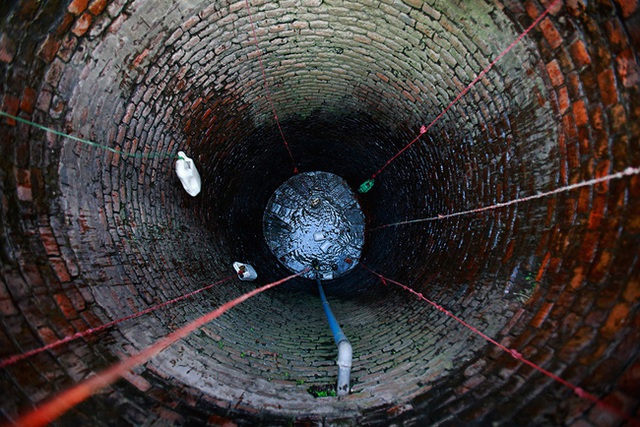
[317,278,352,396]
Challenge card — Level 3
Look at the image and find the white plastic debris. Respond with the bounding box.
[175,151,201,197]
[313,232,326,242]
[233,262,258,281]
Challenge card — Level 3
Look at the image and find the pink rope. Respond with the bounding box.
[9,270,306,427]
[0,275,236,368]
[244,0,298,173]
[362,265,637,423]
[371,0,562,179]
[371,166,640,230]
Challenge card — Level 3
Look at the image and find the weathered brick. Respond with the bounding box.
[615,49,639,88]
[50,258,72,283]
[68,0,89,15]
[530,302,554,328]
[569,39,591,68]
[597,68,618,106]
[539,18,563,49]
[54,293,78,319]
[0,33,17,63]
[614,0,639,17]
[2,95,20,125]
[19,87,37,113]
[601,303,630,339]
[71,12,93,37]
[572,99,588,126]
[88,0,107,15]
[546,59,564,87]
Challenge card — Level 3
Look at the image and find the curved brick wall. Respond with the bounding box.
[1,0,639,425]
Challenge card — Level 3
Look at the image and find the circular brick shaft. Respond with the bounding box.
[0,0,639,425]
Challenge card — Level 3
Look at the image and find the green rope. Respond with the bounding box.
[0,110,182,160]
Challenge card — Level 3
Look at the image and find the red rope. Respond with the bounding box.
[370,0,562,180]
[7,270,306,427]
[244,0,298,174]
[361,265,637,423]
[0,274,236,368]
[370,166,640,230]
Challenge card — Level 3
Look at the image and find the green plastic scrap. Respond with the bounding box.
[358,179,375,193]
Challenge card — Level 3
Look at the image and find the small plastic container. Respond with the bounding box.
[233,262,258,281]
[175,151,201,197]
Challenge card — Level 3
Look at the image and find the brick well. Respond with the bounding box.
[1,0,639,425]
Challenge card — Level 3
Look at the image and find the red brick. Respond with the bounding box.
[67,288,86,311]
[546,59,564,87]
[80,310,103,330]
[530,302,554,328]
[588,194,607,229]
[589,249,613,283]
[576,186,590,215]
[88,0,107,15]
[55,13,75,36]
[524,0,541,19]
[572,99,588,126]
[71,12,93,37]
[578,340,608,365]
[536,252,551,282]
[38,35,61,63]
[558,326,595,361]
[539,18,563,49]
[595,160,611,195]
[579,231,600,263]
[20,87,37,114]
[622,278,640,303]
[2,95,20,125]
[605,18,629,51]
[609,105,626,131]
[0,33,17,63]
[376,73,389,83]
[597,68,618,106]
[207,414,238,427]
[590,105,605,133]
[50,257,71,283]
[0,298,18,316]
[616,49,639,88]
[557,87,570,114]
[577,130,589,166]
[37,326,59,344]
[402,90,415,102]
[39,227,60,256]
[630,168,640,199]
[67,0,89,15]
[601,303,630,339]
[502,240,514,264]
[569,39,591,68]
[153,407,183,424]
[54,293,78,319]
[618,360,640,395]
[614,0,639,17]
[565,72,583,99]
